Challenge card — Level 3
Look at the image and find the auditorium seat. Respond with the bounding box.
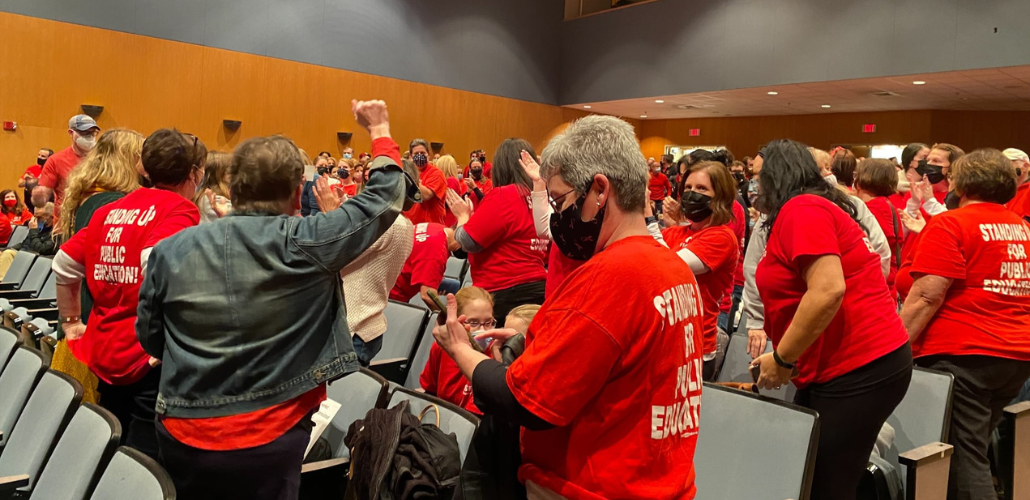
[3,227,29,252]
[404,313,438,390]
[0,346,45,448]
[999,401,1030,500]
[387,386,480,466]
[370,301,429,383]
[694,382,819,500]
[0,327,18,374]
[89,447,176,500]
[0,256,50,299]
[444,257,467,282]
[319,368,390,461]
[0,251,36,291]
[2,272,56,320]
[717,329,796,402]
[460,272,473,290]
[24,404,121,500]
[0,369,83,493]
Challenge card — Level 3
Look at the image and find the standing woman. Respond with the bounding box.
[752,139,912,500]
[891,143,931,209]
[463,158,494,208]
[435,154,462,227]
[50,128,143,405]
[53,129,206,459]
[830,147,857,193]
[854,159,903,300]
[446,138,547,324]
[520,151,586,298]
[657,161,739,380]
[901,149,1030,500]
[193,151,233,223]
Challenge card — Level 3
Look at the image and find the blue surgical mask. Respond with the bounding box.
[343,153,353,159]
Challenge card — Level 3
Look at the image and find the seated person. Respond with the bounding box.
[0,202,58,279]
[420,286,494,414]
[390,222,460,307]
[1,189,33,226]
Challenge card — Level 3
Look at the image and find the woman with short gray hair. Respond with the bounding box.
[434,115,704,499]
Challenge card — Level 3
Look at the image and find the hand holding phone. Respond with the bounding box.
[427,290,484,353]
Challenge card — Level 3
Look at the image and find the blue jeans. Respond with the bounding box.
[351,335,384,367]
[717,284,745,334]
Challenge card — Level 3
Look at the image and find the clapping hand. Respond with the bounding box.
[663,197,681,226]
[446,189,473,225]
[205,189,231,218]
[899,209,926,234]
[313,176,343,213]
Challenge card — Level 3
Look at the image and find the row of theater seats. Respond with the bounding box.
[0,247,61,353]
[0,329,175,499]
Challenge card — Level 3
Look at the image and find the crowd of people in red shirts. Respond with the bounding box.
[11,104,1030,500]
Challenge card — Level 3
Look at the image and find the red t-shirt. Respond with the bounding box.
[39,146,85,219]
[729,200,747,291]
[508,236,702,500]
[662,224,738,354]
[544,245,584,298]
[404,164,447,225]
[63,188,200,385]
[463,161,493,179]
[390,222,449,302]
[24,165,42,179]
[896,230,923,301]
[648,173,672,201]
[0,220,11,246]
[909,203,1030,361]
[445,177,462,227]
[755,195,908,389]
[4,209,33,226]
[463,177,494,209]
[865,196,901,298]
[1006,183,1030,222]
[462,184,547,292]
[420,343,480,414]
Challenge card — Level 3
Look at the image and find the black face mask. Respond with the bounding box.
[924,164,946,185]
[945,191,961,210]
[549,191,605,261]
[317,167,329,176]
[338,169,350,180]
[471,169,483,181]
[37,157,47,167]
[681,190,714,222]
[914,159,928,177]
[732,172,746,184]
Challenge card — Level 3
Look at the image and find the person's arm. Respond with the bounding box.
[530,190,552,239]
[851,197,891,278]
[136,248,166,359]
[741,218,768,358]
[922,196,947,216]
[900,274,952,343]
[676,248,709,274]
[53,244,87,341]
[752,254,846,388]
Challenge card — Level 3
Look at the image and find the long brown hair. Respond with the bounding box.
[685,161,736,226]
[59,128,143,239]
[0,190,26,215]
[193,151,232,205]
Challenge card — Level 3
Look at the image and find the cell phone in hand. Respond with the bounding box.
[426,290,448,325]
[750,364,761,383]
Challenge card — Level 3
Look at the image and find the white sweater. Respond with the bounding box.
[342,215,414,342]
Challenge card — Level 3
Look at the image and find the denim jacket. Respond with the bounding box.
[137,142,407,418]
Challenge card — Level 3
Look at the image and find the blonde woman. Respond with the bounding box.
[436,155,462,226]
[52,128,143,404]
[193,151,233,222]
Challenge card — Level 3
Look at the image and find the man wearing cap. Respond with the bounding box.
[1004,148,1030,221]
[34,115,101,220]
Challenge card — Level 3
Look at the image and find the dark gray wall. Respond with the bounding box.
[0,0,563,104]
[560,0,1030,104]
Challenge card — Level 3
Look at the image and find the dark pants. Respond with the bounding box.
[796,344,913,500]
[351,335,384,367]
[915,354,1030,500]
[717,284,744,334]
[491,280,545,329]
[157,412,314,500]
[97,366,161,460]
[651,200,664,217]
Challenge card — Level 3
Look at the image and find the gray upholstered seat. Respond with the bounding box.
[0,250,37,289]
[388,387,480,465]
[694,383,819,500]
[717,331,796,401]
[0,327,20,374]
[404,313,437,390]
[0,347,46,447]
[322,368,390,460]
[4,227,29,251]
[28,404,121,500]
[89,447,176,500]
[886,367,955,494]
[0,370,83,491]
[444,257,466,281]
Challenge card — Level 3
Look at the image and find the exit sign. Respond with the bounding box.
[689,128,701,137]
[862,124,877,133]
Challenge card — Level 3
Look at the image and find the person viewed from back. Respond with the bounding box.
[854,159,903,300]
[751,139,911,500]
[403,138,447,224]
[446,138,548,324]
[434,115,704,500]
[907,143,965,219]
[1004,148,1030,221]
[436,154,462,226]
[54,128,206,460]
[390,220,460,307]
[35,114,101,221]
[137,100,413,500]
[20,148,52,212]
[193,151,233,223]
[830,147,857,194]
[901,149,1030,500]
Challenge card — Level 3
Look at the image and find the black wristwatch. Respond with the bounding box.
[773,350,795,370]
[645,216,659,226]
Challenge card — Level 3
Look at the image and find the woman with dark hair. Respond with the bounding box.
[830,147,857,193]
[901,149,1030,500]
[447,138,547,324]
[752,139,912,500]
[891,143,931,209]
[462,157,494,208]
[1,189,33,226]
[854,158,903,300]
[656,161,739,380]
[54,128,206,459]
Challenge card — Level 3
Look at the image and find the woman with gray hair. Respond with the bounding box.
[434,115,704,500]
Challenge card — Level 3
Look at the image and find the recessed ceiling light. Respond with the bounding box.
[913,81,926,85]
[767,91,779,95]
[821,105,832,108]
[655,99,664,103]
[583,105,591,109]
[640,115,648,118]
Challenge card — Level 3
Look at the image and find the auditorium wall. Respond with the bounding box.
[0,12,589,190]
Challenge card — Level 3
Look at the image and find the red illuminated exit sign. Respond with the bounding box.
[689,128,701,137]
[862,124,877,133]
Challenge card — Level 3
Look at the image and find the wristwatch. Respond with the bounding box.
[645,215,659,226]
[60,316,81,325]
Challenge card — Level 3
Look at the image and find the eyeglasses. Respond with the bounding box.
[464,319,497,329]
[548,188,578,212]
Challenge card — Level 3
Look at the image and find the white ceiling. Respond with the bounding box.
[570,66,1030,120]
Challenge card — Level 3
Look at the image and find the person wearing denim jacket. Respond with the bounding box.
[137,100,413,500]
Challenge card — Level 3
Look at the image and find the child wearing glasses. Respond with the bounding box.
[420,286,495,413]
